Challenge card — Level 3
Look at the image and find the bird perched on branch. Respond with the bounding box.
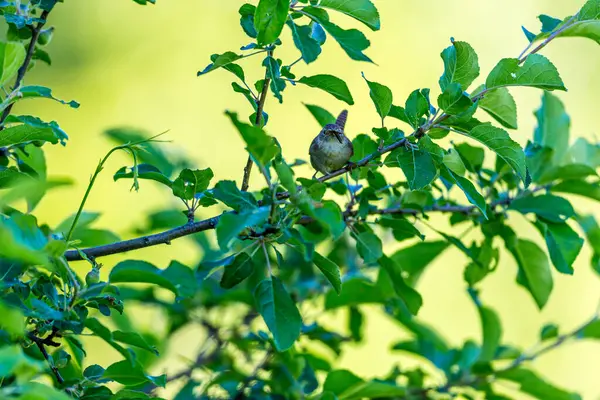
[309,110,354,177]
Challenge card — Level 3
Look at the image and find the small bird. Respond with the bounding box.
[309,110,354,177]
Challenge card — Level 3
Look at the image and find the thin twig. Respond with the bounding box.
[27,329,64,385]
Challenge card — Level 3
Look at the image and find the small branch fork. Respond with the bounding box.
[27,327,64,384]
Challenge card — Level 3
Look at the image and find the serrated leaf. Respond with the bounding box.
[254,277,302,351]
[438,83,472,115]
[463,125,527,183]
[404,89,429,128]
[297,74,354,104]
[362,73,392,119]
[171,168,214,201]
[486,54,566,91]
[318,0,380,31]
[385,147,437,190]
[287,20,321,63]
[220,252,255,289]
[17,85,79,108]
[255,0,290,45]
[212,180,258,211]
[0,123,58,147]
[216,207,269,250]
[439,41,480,92]
[475,86,518,129]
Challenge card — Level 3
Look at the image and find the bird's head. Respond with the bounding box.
[322,123,345,143]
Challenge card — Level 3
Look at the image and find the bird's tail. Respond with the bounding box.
[336,110,348,130]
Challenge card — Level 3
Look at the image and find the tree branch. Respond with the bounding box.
[241,76,271,192]
[0,10,50,127]
[27,329,64,385]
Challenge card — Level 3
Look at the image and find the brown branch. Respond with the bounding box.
[241,77,271,192]
[27,329,64,385]
[0,10,50,127]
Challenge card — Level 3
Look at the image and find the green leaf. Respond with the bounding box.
[304,103,335,126]
[552,179,600,201]
[17,85,79,108]
[535,220,583,275]
[297,74,354,105]
[225,111,280,166]
[529,2,600,46]
[216,207,269,250]
[567,137,600,169]
[355,231,383,264]
[378,256,423,315]
[239,4,257,38]
[533,92,570,165]
[477,305,502,362]
[220,252,255,289]
[438,83,472,115]
[114,164,172,188]
[540,323,559,340]
[508,239,554,309]
[476,86,518,129]
[213,180,258,211]
[112,331,158,355]
[197,51,242,76]
[323,369,407,399]
[313,251,342,294]
[318,0,380,31]
[302,7,372,62]
[509,194,575,223]
[287,20,321,63]
[439,41,480,92]
[0,213,47,266]
[404,89,429,128]
[0,302,24,337]
[254,277,302,351]
[385,147,437,190]
[443,148,466,176]
[497,368,580,400]
[537,164,597,184]
[391,241,449,286]
[444,165,488,218]
[377,216,424,241]
[486,54,566,91]
[255,0,290,45]
[576,214,600,274]
[84,318,132,362]
[362,73,392,119]
[171,168,214,201]
[0,123,58,147]
[273,158,297,195]
[463,125,527,183]
[109,260,197,298]
[263,56,286,103]
[455,142,485,172]
[103,360,166,388]
[0,41,26,86]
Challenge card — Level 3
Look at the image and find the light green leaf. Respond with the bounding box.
[444,165,488,218]
[378,256,423,315]
[297,74,354,105]
[304,103,335,126]
[103,360,166,388]
[171,168,214,201]
[114,164,173,188]
[476,86,518,129]
[313,251,342,294]
[318,0,380,31]
[112,331,158,355]
[255,0,290,45]
[212,180,258,211]
[439,41,480,92]
[443,148,466,176]
[0,123,58,147]
[533,92,570,165]
[537,164,597,184]
[497,368,580,400]
[391,241,449,286]
[362,73,392,119]
[463,125,527,183]
[509,194,575,223]
[438,83,472,115]
[273,158,297,195]
[404,89,429,128]
[17,85,79,108]
[254,277,302,351]
[486,54,566,91]
[551,179,600,201]
[216,207,269,250]
[226,111,280,166]
[535,220,583,275]
[509,239,554,309]
[477,306,502,362]
[323,369,407,400]
[567,137,600,169]
[0,41,26,86]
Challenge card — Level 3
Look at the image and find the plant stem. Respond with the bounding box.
[0,10,50,127]
[241,75,271,192]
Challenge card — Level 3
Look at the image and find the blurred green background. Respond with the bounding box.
[15,1,600,398]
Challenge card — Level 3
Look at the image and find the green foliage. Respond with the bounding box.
[1,0,600,399]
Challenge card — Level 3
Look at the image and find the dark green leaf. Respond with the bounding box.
[112,331,158,355]
[226,111,280,166]
[508,239,553,309]
[0,123,58,147]
[114,164,172,188]
[476,86,518,129]
[323,369,407,399]
[313,251,342,294]
[535,220,583,275]
[254,277,302,351]
[220,252,255,289]
[355,231,382,264]
[109,260,196,298]
[540,323,559,340]
[213,180,258,211]
[378,256,423,315]
[297,74,354,105]
[497,368,579,400]
[171,168,213,201]
[438,83,472,115]
[197,51,242,76]
[216,207,269,250]
[477,305,502,362]
[404,89,429,128]
[287,20,321,63]
[304,103,335,126]
[385,147,437,190]
[102,360,165,388]
[17,85,79,108]
[391,241,449,286]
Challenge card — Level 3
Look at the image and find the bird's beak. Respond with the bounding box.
[334,131,343,143]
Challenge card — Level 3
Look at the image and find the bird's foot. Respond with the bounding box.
[403,140,419,152]
[345,161,357,170]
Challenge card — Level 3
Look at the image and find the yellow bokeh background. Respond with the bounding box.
[14,0,600,398]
